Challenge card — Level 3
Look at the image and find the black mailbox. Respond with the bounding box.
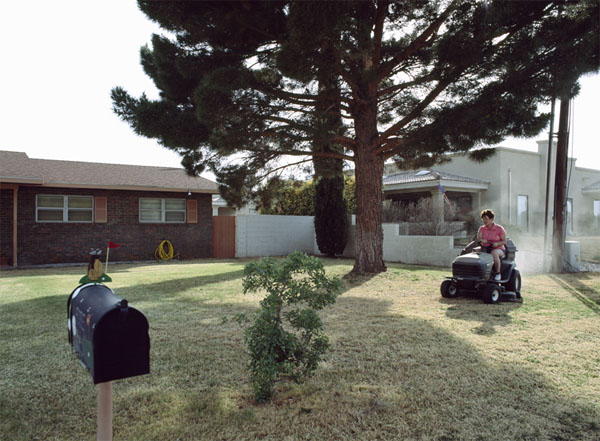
[67,283,150,384]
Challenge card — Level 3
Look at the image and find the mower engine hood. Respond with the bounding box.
[452,252,494,280]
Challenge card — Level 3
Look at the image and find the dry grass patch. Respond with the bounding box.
[1,259,599,440]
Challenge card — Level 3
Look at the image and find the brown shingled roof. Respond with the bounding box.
[0,150,218,193]
[0,151,44,184]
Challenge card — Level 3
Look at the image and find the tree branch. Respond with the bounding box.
[376,0,457,83]
[252,81,319,104]
[381,139,409,160]
[244,142,354,162]
[376,71,460,150]
[371,0,389,66]
[377,72,440,100]
[285,150,354,161]
[331,134,357,151]
[261,157,314,178]
[329,44,362,105]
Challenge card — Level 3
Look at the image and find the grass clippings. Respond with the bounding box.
[1,259,599,440]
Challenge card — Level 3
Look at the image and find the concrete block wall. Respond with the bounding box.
[381,224,460,266]
[343,223,460,267]
[341,225,356,259]
[235,214,460,267]
[236,215,316,258]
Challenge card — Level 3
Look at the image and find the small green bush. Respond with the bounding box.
[239,251,342,402]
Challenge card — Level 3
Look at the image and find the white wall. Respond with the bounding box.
[236,215,316,258]
[382,224,460,266]
[343,224,460,267]
[235,215,461,267]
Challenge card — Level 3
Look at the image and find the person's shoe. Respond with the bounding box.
[494,273,501,281]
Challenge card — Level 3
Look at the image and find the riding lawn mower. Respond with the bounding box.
[441,237,522,304]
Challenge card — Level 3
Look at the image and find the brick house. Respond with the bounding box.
[0,151,218,267]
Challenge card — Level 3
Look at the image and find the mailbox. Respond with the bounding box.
[67,283,150,384]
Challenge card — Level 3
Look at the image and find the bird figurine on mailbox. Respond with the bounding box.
[79,248,112,284]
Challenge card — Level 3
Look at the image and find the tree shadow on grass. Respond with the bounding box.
[119,294,599,440]
[0,265,87,279]
[549,273,600,315]
[341,271,377,289]
[309,295,598,440]
[0,288,259,441]
[3,288,599,440]
[111,268,245,303]
[0,259,244,279]
[441,296,523,335]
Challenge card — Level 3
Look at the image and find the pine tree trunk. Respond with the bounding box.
[350,71,386,274]
[352,146,386,274]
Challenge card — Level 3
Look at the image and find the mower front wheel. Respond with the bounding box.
[441,280,459,299]
[482,283,501,304]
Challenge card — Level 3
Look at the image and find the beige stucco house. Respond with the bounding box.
[383,140,600,236]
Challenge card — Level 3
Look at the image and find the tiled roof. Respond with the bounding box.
[383,169,488,186]
[0,150,218,193]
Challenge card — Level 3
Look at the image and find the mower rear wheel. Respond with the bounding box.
[506,269,521,295]
[482,284,501,304]
[441,280,459,298]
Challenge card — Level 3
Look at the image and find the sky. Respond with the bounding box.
[1,1,599,179]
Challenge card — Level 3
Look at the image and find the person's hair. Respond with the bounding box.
[480,209,495,219]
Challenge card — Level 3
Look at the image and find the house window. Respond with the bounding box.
[517,195,528,231]
[567,198,573,234]
[594,200,600,231]
[36,195,93,222]
[139,198,186,223]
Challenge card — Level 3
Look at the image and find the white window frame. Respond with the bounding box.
[516,194,529,232]
[139,198,186,223]
[594,200,600,231]
[36,195,94,223]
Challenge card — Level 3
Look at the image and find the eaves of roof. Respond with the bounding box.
[582,180,600,194]
[0,176,44,185]
[383,169,489,191]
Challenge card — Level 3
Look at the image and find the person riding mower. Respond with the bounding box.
[441,237,522,304]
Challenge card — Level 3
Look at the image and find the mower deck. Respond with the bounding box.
[444,276,521,303]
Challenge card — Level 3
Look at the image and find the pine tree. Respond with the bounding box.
[112,0,599,273]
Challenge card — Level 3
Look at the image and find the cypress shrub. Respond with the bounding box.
[314,176,348,256]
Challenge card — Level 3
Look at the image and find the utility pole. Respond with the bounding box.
[551,96,570,273]
[542,97,556,272]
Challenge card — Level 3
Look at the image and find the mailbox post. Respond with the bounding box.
[98,382,112,441]
[68,283,150,440]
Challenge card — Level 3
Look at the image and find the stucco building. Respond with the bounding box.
[383,140,600,236]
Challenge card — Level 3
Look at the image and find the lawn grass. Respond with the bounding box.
[1,259,599,440]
